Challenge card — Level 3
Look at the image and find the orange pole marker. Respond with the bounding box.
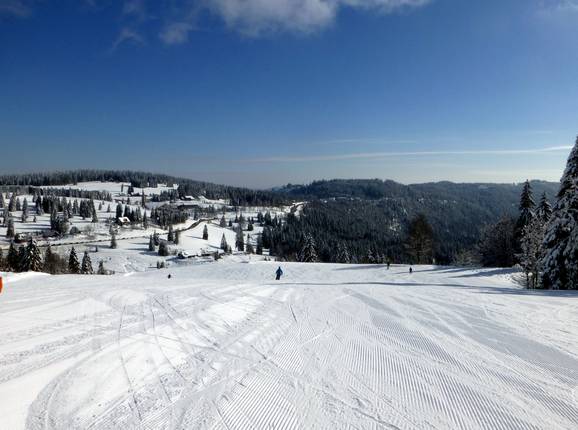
[0,276,3,294]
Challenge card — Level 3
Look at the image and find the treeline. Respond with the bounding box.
[479,137,578,289]
[0,169,290,207]
[0,241,109,275]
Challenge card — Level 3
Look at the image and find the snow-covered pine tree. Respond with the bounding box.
[299,234,318,263]
[0,248,5,271]
[17,245,26,272]
[537,192,553,223]
[518,216,545,289]
[7,242,18,272]
[143,212,148,229]
[110,232,117,249]
[541,137,578,289]
[81,251,93,274]
[158,241,169,256]
[148,235,155,251]
[203,225,209,240]
[246,234,254,254]
[43,245,60,274]
[116,203,123,220]
[97,260,106,275]
[337,243,351,264]
[6,218,15,238]
[365,248,376,264]
[515,180,535,243]
[220,233,228,251]
[168,225,174,242]
[92,202,98,223]
[219,215,226,228]
[21,239,43,272]
[68,247,80,274]
[235,227,244,251]
[174,230,180,245]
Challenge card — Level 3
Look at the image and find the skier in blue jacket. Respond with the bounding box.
[275,266,283,281]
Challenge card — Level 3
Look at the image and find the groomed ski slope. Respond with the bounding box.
[1,263,578,429]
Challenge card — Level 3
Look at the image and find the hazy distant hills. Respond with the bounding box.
[277,178,559,214]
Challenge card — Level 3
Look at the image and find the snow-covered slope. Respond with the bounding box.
[1,264,577,429]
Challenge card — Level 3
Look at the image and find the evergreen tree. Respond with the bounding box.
[110,232,117,249]
[220,233,228,251]
[143,212,148,229]
[515,180,535,243]
[148,235,155,251]
[203,224,209,240]
[541,137,578,289]
[246,234,254,254]
[168,225,174,242]
[478,217,517,267]
[299,234,318,262]
[0,248,4,271]
[6,218,15,238]
[22,239,43,272]
[518,216,545,289]
[97,260,106,275]
[116,203,123,219]
[337,243,351,263]
[365,248,376,264]
[174,230,180,245]
[17,245,26,272]
[43,245,61,274]
[406,214,434,264]
[68,247,80,274]
[219,215,227,227]
[81,251,93,274]
[537,192,553,223]
[158,241,169,256]
[256,237,263,255]
[262,227,272,249]
[235,226,244,251]
[6,242,18,271]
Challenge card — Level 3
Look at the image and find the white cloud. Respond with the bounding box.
[0,0,33,17]
[110,27,145,52]
[241,146,574,163]
[123,0,147,21]
[206,0,431,35]
[159,21,194,44]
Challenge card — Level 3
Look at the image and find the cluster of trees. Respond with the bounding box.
[478,137,578,289]
[0,241,108,275]
[262,200,434,264]
[35,187,113,202]
[150,205,188,229]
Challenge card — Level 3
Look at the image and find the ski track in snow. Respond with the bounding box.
[1,263,578,429]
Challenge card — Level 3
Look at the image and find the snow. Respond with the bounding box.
[1,263,578,429]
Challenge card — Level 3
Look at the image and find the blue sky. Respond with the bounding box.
[1,0,577,188]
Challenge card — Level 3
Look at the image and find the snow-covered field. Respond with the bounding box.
[1,263,578,429]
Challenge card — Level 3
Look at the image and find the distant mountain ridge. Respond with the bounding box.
[276,178,559,203]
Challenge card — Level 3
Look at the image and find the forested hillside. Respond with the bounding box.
[0,170,287,206]
[269,179,560,264]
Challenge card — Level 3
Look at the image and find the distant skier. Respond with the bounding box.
[409,267,413,274]
[168,274,172,279]
[275,266,283,281]
[386,259,391,270]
